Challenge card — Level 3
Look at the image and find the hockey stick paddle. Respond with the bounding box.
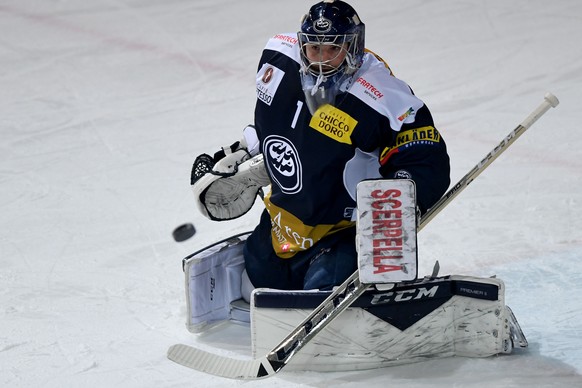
[167,93,559,379]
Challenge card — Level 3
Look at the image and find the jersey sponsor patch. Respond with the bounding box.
[264,193,354,258]
[398,107,415,121]
[380,126,442,165]
[355,76,385,101]
[256,63,285,106]
[264,33,301,64]
[309,104,358,144]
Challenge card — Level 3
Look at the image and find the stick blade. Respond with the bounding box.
[167,344,274,380]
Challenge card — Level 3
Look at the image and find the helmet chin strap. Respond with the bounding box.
[310,73,326,96]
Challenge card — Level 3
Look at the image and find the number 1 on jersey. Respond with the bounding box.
[291,101,303,129]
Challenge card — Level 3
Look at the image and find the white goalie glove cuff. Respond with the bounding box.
[193,153,270,221]
[191,126,270,222]
[242,125,260,157]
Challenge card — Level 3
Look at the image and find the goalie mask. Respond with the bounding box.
[298,0,365,114]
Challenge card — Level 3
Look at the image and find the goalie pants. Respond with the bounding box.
[243,210,358,290]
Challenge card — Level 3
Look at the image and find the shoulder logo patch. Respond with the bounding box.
[256,63,285,106]
[398,107,415,122]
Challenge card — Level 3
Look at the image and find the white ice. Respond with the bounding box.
[1,1,582,387]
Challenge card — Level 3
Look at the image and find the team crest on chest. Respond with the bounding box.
[263,135,303,194]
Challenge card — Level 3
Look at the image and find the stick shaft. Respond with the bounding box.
[419,93,559,229]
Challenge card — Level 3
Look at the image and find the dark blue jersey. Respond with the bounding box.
[253,33,450,258]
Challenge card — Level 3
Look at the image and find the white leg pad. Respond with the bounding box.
[250,275,526,371]
[183,234,249,332]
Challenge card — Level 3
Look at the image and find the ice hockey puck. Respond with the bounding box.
[172,223,196,242]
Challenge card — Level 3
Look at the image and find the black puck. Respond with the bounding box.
[172,223,196,242]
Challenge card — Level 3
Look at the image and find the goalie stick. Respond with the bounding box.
[167,93,560,379]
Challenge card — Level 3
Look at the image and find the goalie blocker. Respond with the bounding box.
[356,179,418,284]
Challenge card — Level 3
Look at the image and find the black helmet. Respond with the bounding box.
[298,0,365,77]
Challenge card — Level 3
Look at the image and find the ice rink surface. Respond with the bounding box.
[1,1,581,387]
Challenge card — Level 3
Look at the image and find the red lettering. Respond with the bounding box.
[373,246,403,255]
[273,34,298,44]
[373,238,403,248]
[371,189,401,199]
[373,260,403,274]
[381,228,402,238]
[372,210,403,220]
[373,218,402,231]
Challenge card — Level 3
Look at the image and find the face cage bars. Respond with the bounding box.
[298,33,359,76]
